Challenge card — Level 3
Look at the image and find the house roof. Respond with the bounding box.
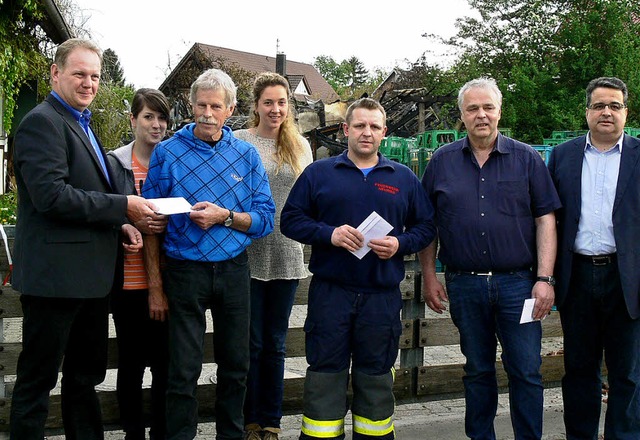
[159,43,339,103]
[39,0,74,43]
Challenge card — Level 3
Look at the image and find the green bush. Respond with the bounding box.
[0,191,17,225]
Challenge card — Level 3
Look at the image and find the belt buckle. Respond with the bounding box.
[592,256,610,266]
[473,271,493,276]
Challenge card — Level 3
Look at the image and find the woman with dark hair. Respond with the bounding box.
[108,88,171,440]
[235,72,313,440]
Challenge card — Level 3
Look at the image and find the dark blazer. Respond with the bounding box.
[548,134,640,318]
[12,94,128,298]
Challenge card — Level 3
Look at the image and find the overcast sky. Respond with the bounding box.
[70,0,476,89]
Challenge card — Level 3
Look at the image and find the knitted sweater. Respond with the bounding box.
[234,129,312,280]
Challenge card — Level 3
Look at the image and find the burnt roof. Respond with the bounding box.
[160,43,339,103]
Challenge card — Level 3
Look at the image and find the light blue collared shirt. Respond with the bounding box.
[573,132,623,255]
[50,91,111,185]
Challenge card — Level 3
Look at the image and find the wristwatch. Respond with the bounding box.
[224,210,234,227]
[536,275,556,286]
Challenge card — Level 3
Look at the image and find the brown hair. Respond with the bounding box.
[131,88,171,122]
[249,72,306,175]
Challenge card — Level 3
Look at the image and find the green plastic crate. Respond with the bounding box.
[532,145,554,164]
[407,148,433,178]
[498,128,513,138]
[379,137,407,162]
[549,130,578,140]
[543,138,564,147]
[416,130,459,149]
[624,127,640,137]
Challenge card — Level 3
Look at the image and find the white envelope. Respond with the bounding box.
[520,298,541,324]
[147,197,193,215]
[350,211,394,260]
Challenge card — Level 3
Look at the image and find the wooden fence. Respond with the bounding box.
[0,226,565,433]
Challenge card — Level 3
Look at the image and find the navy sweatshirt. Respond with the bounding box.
[281,151,436,292]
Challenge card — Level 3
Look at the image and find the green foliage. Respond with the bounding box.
[0,0,49,132]
[344,56,368,88]
[90,82,135,151]
[92,49,134,149]
[553,0,640,128]
[439,0,640,142]
[0,191,17,225]
[213,58,255,115]
[314,55,349,91]
[101,48,126,86]
[313,55,387,100]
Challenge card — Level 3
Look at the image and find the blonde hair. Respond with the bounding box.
[249,72,306,175]
[54,38,102,69]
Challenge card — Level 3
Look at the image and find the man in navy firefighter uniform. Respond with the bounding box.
[281,97,436,440]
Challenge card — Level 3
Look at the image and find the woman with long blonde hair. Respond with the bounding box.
[235,72,313,440]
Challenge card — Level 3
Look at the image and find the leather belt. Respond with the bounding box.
[574,253,616,266]
[451,269,528,276]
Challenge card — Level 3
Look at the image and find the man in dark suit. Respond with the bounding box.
[548,76,640,439]
[9,38,160,439]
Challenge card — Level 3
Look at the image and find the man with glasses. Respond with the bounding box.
[548,76,640,438]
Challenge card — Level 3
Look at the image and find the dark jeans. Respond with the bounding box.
[111,288,169,440]
[445,270,543,440]
[10,295,109,440]
[560,256,640,440]
[245,278,298,430]
[164,254,250,440]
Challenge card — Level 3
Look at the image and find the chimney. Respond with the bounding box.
[276,53,286,77]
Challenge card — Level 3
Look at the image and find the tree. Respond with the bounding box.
[101,48,125,86]
[313,55,349,91]
[553,0,640,127]
[90,82,135,151]
[344,56,368,89]
[313,55,377,100]
[436,0,640,143]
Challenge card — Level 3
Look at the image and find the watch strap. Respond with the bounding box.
[536,275,555,285]
[224,210,234,226]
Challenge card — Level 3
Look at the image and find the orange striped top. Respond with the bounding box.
[123,152,149,290]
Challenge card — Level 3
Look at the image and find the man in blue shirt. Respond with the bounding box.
[10,38,156,439]
[419,78,561,439]
[282,98,435,440]
[143,68,275,440]
[548,77,640,439]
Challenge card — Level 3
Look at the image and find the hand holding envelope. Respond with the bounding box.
[350,211,394,260]
[519,298,547,324]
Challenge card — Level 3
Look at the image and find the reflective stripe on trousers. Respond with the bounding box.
[352,414,394,437]
[301,416,345,438]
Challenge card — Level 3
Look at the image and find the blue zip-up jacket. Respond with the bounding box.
[143,124,275,262]
[281,151,436,292]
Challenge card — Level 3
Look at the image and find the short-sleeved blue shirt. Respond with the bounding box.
[422,134,561,272]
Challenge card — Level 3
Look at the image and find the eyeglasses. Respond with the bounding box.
[587,102,626,112]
